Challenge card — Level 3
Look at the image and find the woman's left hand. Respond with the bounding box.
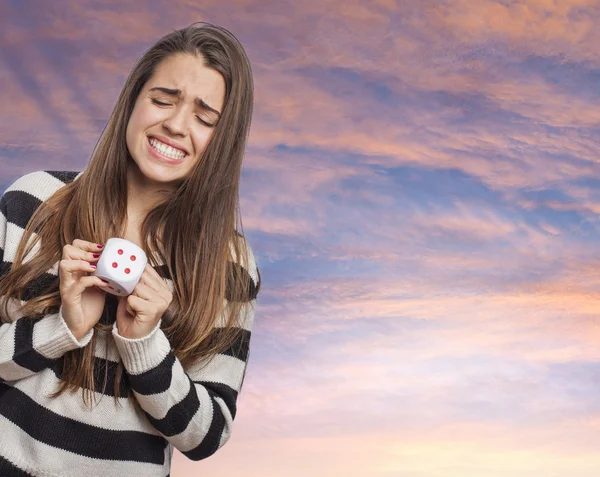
[116,264,173,339]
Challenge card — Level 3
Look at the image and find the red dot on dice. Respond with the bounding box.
[130,255,136,261]
[125,268,130,274]
[112,262,118,268]
[118,249,123,255]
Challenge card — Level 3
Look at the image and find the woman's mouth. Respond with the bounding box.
[147,137,188,163]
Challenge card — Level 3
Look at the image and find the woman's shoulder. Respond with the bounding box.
[3,170,81,198]
[229,232,261,293]
[230,232,258,269]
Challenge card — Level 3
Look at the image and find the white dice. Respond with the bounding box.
[91,238,148,296]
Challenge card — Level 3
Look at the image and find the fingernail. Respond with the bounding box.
[93,254,100,258]
[97,244,104,249]
[91,264,97,268]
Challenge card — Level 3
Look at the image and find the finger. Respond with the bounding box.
[126,302,136,316]
[133,282,154,300]
[139,277,171,303]
[72,239,105,253]
[141,264,162,282]
[59,259,98,287]
[59,259,95,272]
[62,244,102,264]
[135,284,171,313]
[138,267,160,291]
[127,295,148,315]
[66,259,98,276]
[140,265,169,291]
[65,276,109,298]
[118,296,135,317]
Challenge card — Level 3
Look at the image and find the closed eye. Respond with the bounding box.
[196,116,215,128]
[152,99,215,127]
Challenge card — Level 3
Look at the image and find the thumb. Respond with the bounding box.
[118,296,134,317]
[125,297,136,316]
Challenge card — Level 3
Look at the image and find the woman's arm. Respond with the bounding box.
[0,309,94,382]
[0,181,94,383]
[112,260,260,460]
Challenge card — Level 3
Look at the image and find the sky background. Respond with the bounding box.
[2,0,600,476]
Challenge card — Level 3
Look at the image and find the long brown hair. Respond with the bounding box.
[0,22,260,408]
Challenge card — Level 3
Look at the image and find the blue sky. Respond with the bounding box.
[3,0,600,475]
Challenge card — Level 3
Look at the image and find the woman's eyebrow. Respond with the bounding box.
[149,86,221,117]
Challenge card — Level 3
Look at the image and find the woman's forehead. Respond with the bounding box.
[145,55,225,106]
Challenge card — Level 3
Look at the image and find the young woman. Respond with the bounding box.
[0,22,261,476]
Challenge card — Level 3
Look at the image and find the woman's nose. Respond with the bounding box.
[162,107,190,135]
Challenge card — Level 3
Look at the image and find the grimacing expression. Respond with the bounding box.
[125,53,226,186]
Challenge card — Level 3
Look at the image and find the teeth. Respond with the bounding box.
[149,138,186,160]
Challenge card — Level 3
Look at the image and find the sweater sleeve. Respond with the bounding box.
[0,308,94,382]
[111,249,260,461]
[0,174,93,383]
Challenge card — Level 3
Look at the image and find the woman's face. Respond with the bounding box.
[125,53,226,189]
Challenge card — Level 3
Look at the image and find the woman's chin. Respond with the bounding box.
[130,159,179,185]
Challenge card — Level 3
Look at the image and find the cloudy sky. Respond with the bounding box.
[3,0,600,476]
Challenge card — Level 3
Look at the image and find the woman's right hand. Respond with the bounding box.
[59,239,110,340]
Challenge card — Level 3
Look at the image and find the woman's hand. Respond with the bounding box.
[59,239,109,340]
[115,264,173,339]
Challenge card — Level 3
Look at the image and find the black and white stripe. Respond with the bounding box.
[0,170,260,476]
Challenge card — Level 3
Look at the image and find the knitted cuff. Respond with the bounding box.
[111,320,171,375]
[33,308,94,359]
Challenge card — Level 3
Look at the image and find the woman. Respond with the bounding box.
[0,22,261,476]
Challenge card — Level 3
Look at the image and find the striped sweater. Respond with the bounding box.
[0,170,260,477]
